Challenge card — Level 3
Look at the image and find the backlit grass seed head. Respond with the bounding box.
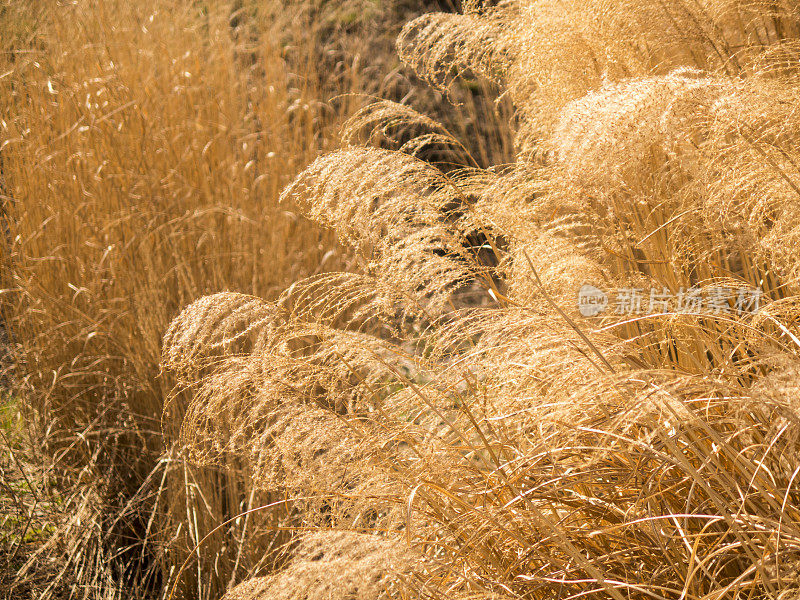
[280,147,491,315]
[221,532,418,600]
[397,10,512,91]
[162,292,287,383]
[340,99,477,167]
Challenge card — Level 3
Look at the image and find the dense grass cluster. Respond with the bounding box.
[0,0,377,595]
[3,0,800,599]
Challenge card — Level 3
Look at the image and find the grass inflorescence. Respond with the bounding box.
[5,0,800,599]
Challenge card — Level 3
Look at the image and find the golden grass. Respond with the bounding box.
[2,0,511,596]
[166,1,800,599]
[6,0,800,598]
[0,0,365,596]
[0,0,357,445]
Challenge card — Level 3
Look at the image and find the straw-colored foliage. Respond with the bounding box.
[162,1,800,599]
[0,0,417,596]
[3,0,800,598]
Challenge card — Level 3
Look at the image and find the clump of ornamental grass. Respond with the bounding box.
[0,0,371,596]
[161,1,800,599]
[220,531,419,600]
[2,0,514,595]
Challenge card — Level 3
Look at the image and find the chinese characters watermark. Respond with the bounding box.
[578,284,762,317]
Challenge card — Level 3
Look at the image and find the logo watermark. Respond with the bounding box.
[578,284,609,317]
[578,285,762,317]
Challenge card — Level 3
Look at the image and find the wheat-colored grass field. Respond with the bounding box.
[2,0,800,599]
